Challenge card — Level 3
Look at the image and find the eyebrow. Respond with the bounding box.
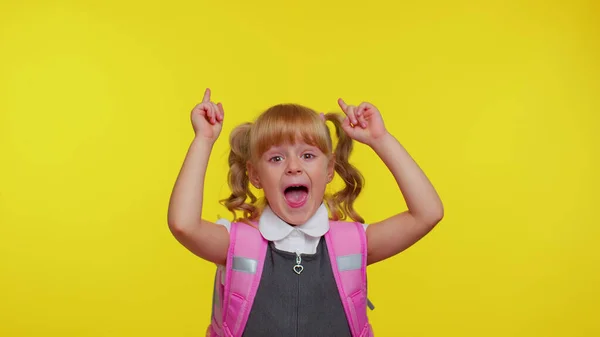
[264,143,319,155]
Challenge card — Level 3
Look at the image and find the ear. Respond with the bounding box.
[247,161,262,189]
[326,156,335,183]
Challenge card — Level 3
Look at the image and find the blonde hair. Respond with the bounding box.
[219,104,365,223]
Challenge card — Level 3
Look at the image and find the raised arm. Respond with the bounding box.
[337,99,444,265]
[167,89,229,265]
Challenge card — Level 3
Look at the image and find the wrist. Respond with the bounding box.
[192,135,216,148]
[368,131,395,152]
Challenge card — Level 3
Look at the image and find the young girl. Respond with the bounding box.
[168,89,443,337]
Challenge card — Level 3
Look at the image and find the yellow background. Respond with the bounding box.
[1,0,598,336]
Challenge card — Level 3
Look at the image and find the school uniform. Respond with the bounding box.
[216,204,368,337]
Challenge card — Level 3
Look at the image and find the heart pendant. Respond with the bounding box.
[293,264,304,275]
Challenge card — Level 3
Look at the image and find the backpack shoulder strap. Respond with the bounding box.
[221,221,267,337]
[325,221,371,337]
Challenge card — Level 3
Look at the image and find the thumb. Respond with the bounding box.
[341,116,355,135]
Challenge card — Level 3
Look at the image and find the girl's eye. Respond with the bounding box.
[302,153,315,159]
[269,156,283,162]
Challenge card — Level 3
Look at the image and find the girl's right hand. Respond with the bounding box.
[191,88,224,143]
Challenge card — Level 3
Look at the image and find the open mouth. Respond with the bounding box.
[283,185,309,208]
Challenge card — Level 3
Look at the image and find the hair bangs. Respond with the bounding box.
[249,104,332,160]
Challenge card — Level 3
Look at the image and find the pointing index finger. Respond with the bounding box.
[202,88,211,103]
[337,98,348,112]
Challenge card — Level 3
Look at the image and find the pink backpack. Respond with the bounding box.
[206,220,374,337]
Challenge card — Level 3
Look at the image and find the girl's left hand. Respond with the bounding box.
[337,99,388,147]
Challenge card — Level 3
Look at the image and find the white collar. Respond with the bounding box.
[258,203,330,241]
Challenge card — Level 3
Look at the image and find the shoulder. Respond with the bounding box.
[329,221,368,232]
[215,218,262,236]
[216,218,232,232]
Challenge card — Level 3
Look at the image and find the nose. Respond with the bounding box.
[286,157,302,175]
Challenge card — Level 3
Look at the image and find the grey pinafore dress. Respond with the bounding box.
[242,237,352,337]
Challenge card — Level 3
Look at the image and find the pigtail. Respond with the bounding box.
[219,123,261,222]
[324,113,365,224]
